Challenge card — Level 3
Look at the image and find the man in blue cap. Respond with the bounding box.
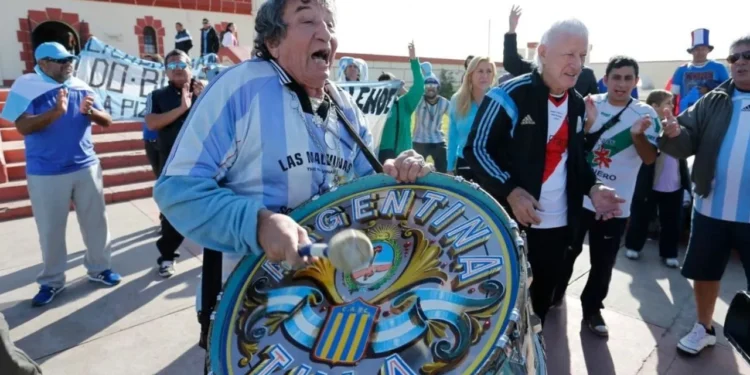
[0,42,122,307]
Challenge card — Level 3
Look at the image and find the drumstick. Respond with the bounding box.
[298,229,374,273]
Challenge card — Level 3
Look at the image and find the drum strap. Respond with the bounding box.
[332,102,385,174]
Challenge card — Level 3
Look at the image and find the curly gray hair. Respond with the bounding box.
[253,0,336,60]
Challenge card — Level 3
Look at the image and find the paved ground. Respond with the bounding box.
[1,198,748,375]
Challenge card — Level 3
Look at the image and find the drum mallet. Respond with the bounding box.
[297,229,375,273]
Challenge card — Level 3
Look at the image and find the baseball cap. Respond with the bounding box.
[34,42,77,61]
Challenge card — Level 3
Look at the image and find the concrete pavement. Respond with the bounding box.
[0,198,748,375]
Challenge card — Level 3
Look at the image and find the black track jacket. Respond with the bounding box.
[463,70,600,232]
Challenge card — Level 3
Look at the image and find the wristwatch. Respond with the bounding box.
[85,108,93,116]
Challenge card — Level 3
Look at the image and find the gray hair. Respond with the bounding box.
[253,0,336,60]
[534,19,589,73]
[730,35,750,52]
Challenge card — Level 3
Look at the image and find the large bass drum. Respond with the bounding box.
[209,174,547,374]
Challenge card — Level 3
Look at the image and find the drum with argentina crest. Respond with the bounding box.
[208,173,547,374]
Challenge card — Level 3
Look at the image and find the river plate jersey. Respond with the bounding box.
[583,94,660,218]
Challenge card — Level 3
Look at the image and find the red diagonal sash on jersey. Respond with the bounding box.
[542,118,569,183]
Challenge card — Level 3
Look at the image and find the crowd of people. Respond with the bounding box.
[1,0,750,374]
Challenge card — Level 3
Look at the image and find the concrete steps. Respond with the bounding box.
[0,87,156,222]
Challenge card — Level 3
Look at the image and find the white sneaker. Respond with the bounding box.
[664,258,680,268]
[677,323,716,355]
[158,260,176,277]
[625,249,640,259]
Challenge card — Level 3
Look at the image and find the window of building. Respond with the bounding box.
[143,26,158,55]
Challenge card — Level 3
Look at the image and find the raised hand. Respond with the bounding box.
[192,79,205,98]
[180,84,193,110]
[55,88,69,115]
[80,95,95,115]
[630,115,653,135]
[509,5,522,33]
[408,40,416,60]
[661,107,681,138]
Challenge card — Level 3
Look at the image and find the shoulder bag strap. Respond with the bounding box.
[583,98,634,153]
[332,102,384,173]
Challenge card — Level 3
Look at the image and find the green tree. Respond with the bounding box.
[438,69,456,99]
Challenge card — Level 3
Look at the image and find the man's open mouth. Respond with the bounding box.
[311,49,331,65]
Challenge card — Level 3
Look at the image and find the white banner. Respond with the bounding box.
[75,37,218,121]
[338,80,401,154]
[75,37,399,152]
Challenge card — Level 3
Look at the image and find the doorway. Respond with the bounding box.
[31,21,80,61]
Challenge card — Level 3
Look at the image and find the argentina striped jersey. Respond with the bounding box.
[413,96,450,143]
[694,90,750,223]
[154,59,376,257]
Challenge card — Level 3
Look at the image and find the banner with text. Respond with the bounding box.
[338,80,400,154]
[76,37,399,152]
[75,37,218,121]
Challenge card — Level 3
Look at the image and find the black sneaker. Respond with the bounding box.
[584,312,609,337]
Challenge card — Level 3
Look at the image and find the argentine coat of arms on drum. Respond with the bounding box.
[209,174,545,375]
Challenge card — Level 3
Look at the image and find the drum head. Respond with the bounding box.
[210,174,523,374]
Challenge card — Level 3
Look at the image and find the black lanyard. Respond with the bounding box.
[583,98,633,153]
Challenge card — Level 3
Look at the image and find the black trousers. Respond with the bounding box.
[413,142,447,173]
[156,218,183,262]
[556,210,628,317]
[154,146,183,262]
[525,226,571,325]
[200,249,224,375]
[625,189,683,258]
[143,140,161,178]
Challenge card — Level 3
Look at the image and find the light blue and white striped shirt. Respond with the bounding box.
[413,96,450,143]
[153,59,376,260]
[694,90,750,223]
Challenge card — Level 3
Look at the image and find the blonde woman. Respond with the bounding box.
[447,56,497,178]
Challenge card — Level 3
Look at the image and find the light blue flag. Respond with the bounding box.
[1,66,93,123]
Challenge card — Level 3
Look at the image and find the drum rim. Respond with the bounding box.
[209,173,524,374]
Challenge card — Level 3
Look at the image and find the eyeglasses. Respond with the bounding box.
[167,62,189,71]
[425,83,438,89]
[45,57,75,64]
[727,51,750,64]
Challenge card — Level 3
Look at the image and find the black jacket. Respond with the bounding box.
[148,82,199,163]
[200,27,220,56]
[503,33,599,97]
[175,30,193,54]
[463,70,599,232]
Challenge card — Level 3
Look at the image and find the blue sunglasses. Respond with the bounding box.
[167,61,189,71]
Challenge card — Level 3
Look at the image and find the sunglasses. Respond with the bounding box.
[425,83,439,89]
[45,57,75,64]
[167,61,189,71]
[728,51,750,64]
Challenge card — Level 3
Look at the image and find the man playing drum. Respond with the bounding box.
[151,0,433,372]
[463,19,625,325]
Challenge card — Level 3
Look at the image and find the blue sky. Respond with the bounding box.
[334,0,748,63]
